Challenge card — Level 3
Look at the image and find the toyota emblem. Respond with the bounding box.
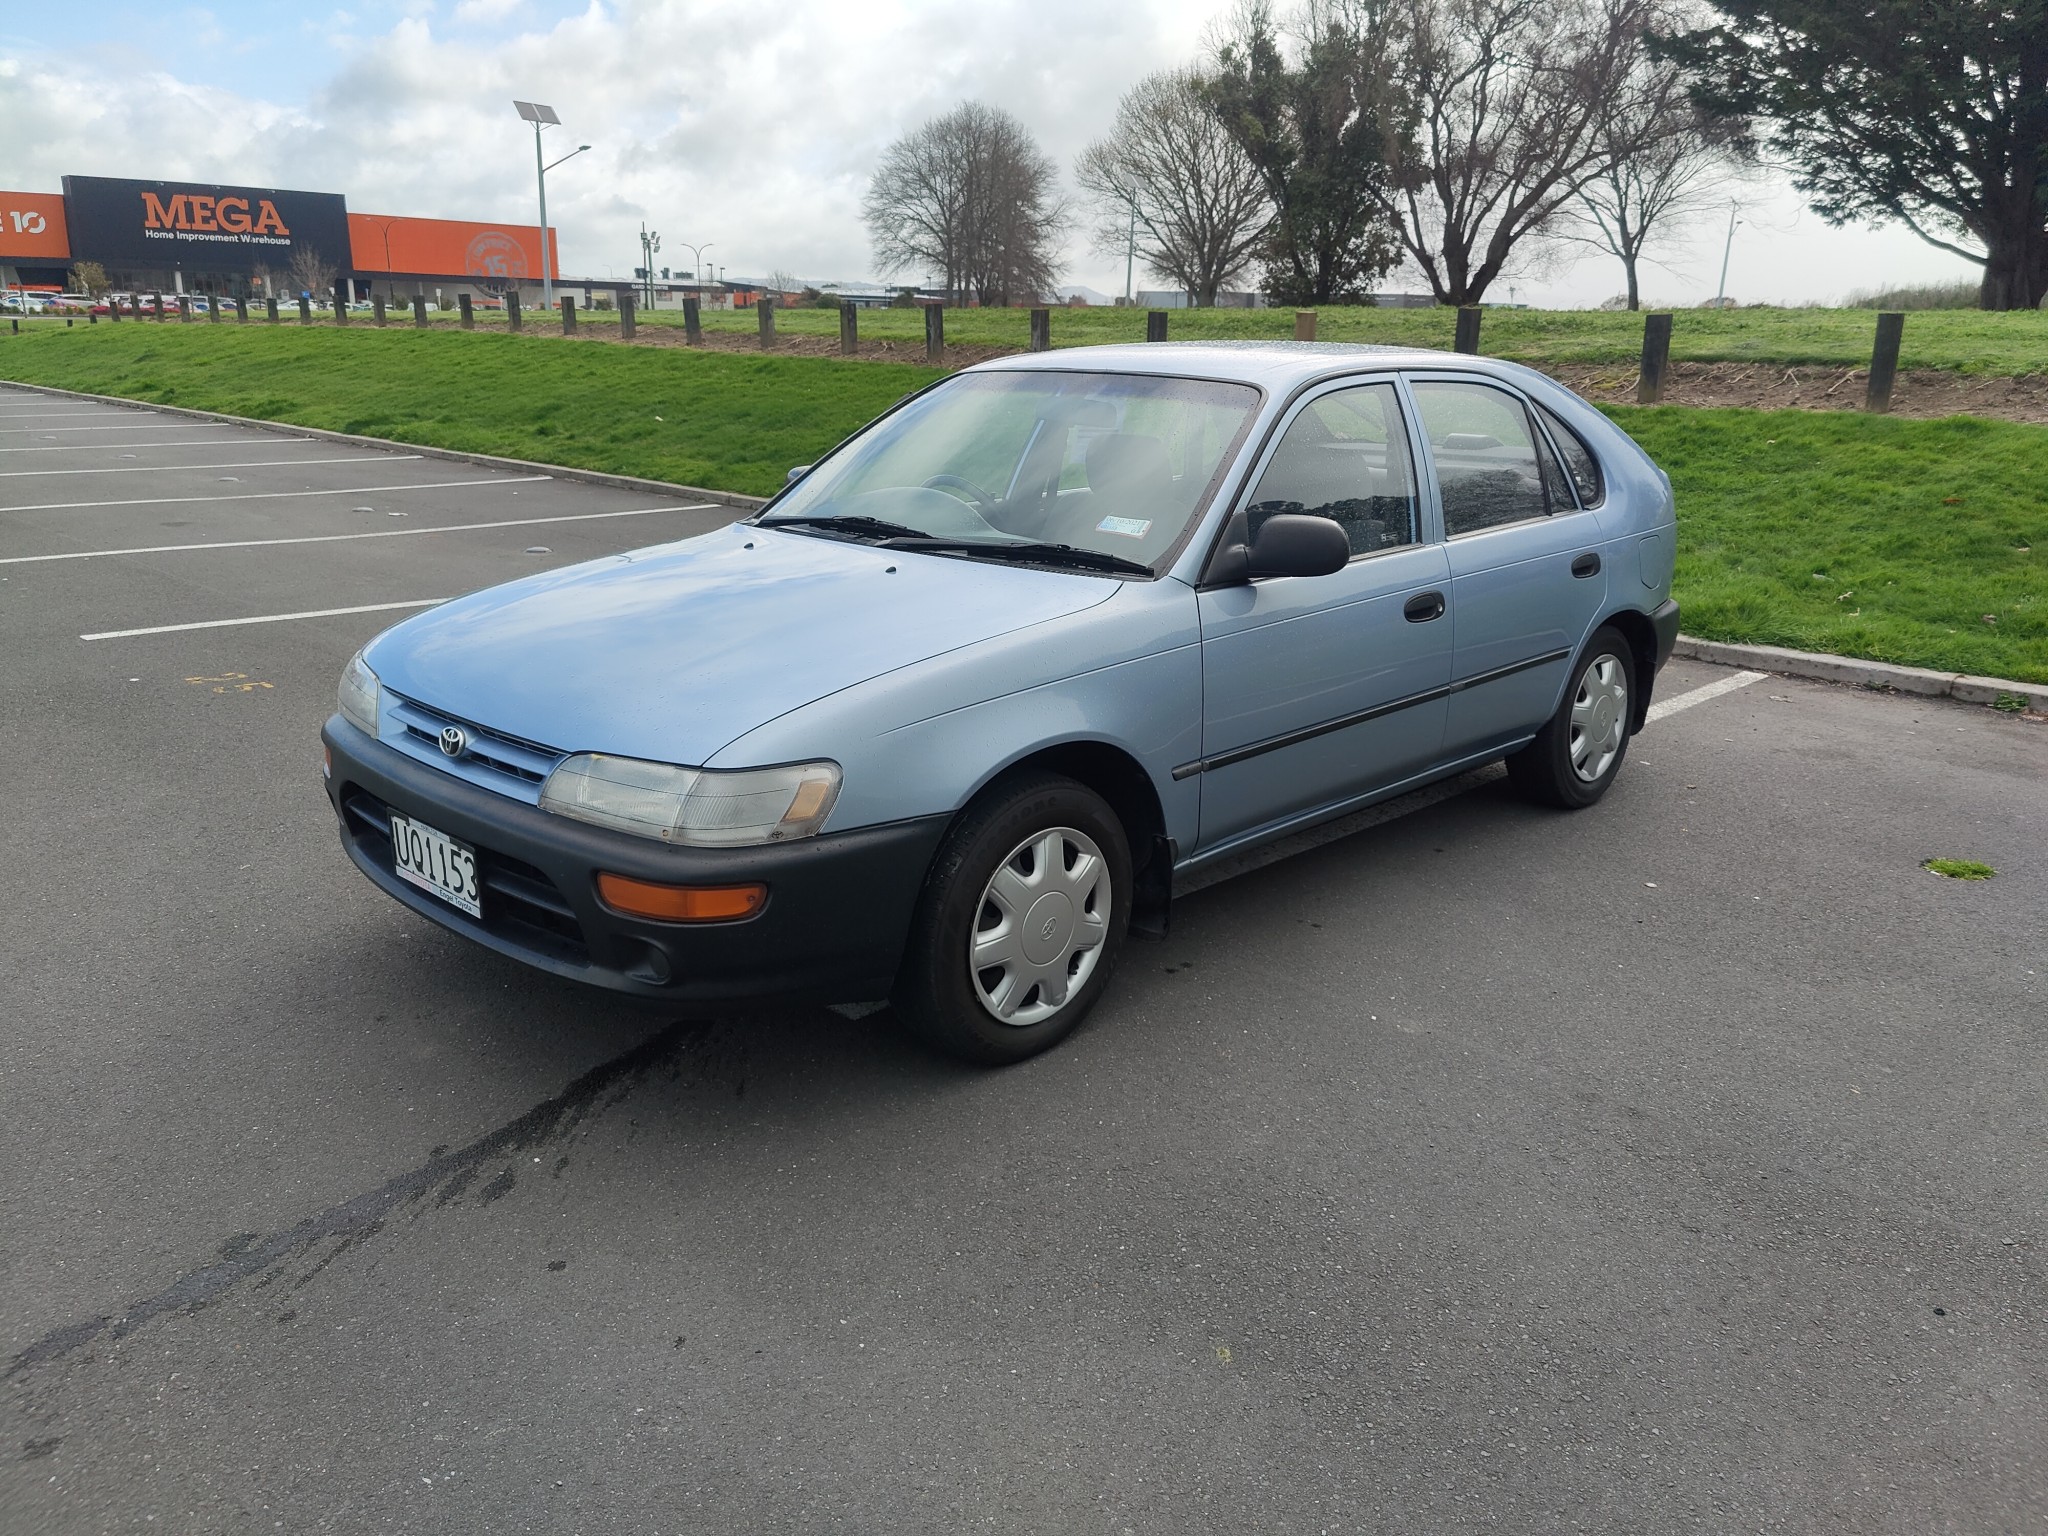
[438,725,469,758]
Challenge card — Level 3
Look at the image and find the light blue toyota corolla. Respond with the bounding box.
[323,342,1678,1064]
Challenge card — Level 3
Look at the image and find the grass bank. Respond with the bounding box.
[2,324,2040,682]
[0,323,939,497]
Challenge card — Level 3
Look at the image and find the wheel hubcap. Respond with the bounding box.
[1569,652,1628,783]
[969,826,1111,1028]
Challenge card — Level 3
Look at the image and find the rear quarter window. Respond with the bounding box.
[1534,402,1605,509]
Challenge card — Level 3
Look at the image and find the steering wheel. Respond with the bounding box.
[922,473,999,512]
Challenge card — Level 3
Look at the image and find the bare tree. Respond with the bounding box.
[251,262,278,299]
[286,245,339,299]
[1076,68,1272,305]
[1565,3,1746,307]
[864,101,1067,305]
[1372,0,1656,306]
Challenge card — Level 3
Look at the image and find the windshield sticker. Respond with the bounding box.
[1095,516,1152,539]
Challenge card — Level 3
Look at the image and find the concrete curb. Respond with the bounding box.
[1674,635,2047,713]
[0,378,771,512]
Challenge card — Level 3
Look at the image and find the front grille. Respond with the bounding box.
[381,694,564,802]
[341,789,589,966]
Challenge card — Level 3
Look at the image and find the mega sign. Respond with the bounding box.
[61,176,350,275]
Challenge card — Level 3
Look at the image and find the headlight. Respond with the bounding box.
[338,650,380,737]
[539,755,841,846]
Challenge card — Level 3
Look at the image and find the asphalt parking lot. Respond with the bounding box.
[2,380,2043,1534]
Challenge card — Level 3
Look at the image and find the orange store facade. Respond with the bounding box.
[1,175,560,303]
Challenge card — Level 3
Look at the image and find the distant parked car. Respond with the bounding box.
[324,343,1680,1064]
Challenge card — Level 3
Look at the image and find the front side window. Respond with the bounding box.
[1243,382,1418,557]
[1410,380,1551,536]
[765,370,1261,571]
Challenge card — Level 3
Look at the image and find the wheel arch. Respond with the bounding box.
[1598,606,1659,732]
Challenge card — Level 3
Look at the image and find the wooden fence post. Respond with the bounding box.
[840,301,858,355]
[333,278,350,323]
[372,295,385,325]
[152,294,165,321]
[235,297,248,323]
[507,292,522,332]
[458,293,474,329]
[1147,310,1168,342]
[683,296,701,345]
[1866,311,1904,413]
[1030,307,1050,351]
[412,295,427,327]
[298,295,313,325]
[108,301,121,322]
[758,295,775,348]
[924,303,943,363]
[619,293,636,339]
[266,297,279,324]
[1454,306,1482,354]
[207,296,220,323]
[1294,310,1316,341]
[1637,312,1673,403]
[177,296,191,322]
[561,296,576,333]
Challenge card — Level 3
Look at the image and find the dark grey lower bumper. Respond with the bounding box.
[1651,598,1680,671]
[323,715,948,1008]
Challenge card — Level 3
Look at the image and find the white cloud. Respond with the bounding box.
[0,0,1985,305]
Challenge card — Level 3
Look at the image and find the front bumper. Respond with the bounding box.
[322,715,948,1007]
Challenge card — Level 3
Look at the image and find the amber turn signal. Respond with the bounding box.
[595,873,767,923]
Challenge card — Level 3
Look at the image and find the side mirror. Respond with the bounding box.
[786,464,812,485]
[1246,513,1349,579]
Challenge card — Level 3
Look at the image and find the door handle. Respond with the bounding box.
[1571,552,1602,578]
[1403,590,1446,623]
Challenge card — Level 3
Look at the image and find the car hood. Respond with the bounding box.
[366,522,1119,765]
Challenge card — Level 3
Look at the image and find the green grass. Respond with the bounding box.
[1922,858,1996,879]
[1604,406,2045,682]
[2,323,2042,682]
[0,323,939,497]
[681,302,2048,376]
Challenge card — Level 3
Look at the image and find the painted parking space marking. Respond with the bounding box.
[82,600,446,641]
[5,505,717,565]
[0,411,157,421]
[1182,668,1772,895]
[0,422,241,434]
[0,438,314,455]
[1646,668,1766,723]
[0,455,425,479]
[7,475,552,513]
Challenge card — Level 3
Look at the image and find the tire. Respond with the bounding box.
[894,771,1133,1066]
[1505,625,1637,809]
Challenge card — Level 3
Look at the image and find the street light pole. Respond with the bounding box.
[514,101,588,312]
[676,241,713,306]
[1124,195,1137,305]
[639,225,661,309]
[1715,200,1742,308]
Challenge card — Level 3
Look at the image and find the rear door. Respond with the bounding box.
[1405,375,1610,760]
[1194,377,1453,853]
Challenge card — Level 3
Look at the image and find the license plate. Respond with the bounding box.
[389,812,481,918]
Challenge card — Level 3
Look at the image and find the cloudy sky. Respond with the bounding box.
[0,0,1984,307]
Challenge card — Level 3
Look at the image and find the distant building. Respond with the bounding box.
[1136,289,1269,310]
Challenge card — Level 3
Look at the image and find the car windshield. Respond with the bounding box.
[762,370,1261,571]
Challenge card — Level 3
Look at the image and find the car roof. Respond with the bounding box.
[964,339,1536,391]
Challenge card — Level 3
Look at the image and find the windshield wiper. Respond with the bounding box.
[760,514,932,542]
[881,538,1153,577]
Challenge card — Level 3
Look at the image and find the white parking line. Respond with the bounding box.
[81,600,446,641]
[7,505,716,564]
[6,475,551,513]
[0,422,228,434]
[0,438,312,454]
[0,455,422,479]
[0,411,150,420]
[1646,668,1766,722]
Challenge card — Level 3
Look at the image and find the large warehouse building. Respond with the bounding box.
[1,174,569,305]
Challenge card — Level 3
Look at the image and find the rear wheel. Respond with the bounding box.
[894,771,1132,1065]
[1506,625,1636,809]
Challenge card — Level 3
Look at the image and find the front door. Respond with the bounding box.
[1194,379,1454,853]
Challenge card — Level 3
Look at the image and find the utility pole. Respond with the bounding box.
[1715,200,1742,307]
[1124,195,1137,306]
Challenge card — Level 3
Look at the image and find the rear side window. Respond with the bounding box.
[1534,402,1604,508]
[1244,382,1419,557]
[1410,380,1549,536]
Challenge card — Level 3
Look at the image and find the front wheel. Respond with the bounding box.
[1506,625,1637,809]
[894,771,1132,1066]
